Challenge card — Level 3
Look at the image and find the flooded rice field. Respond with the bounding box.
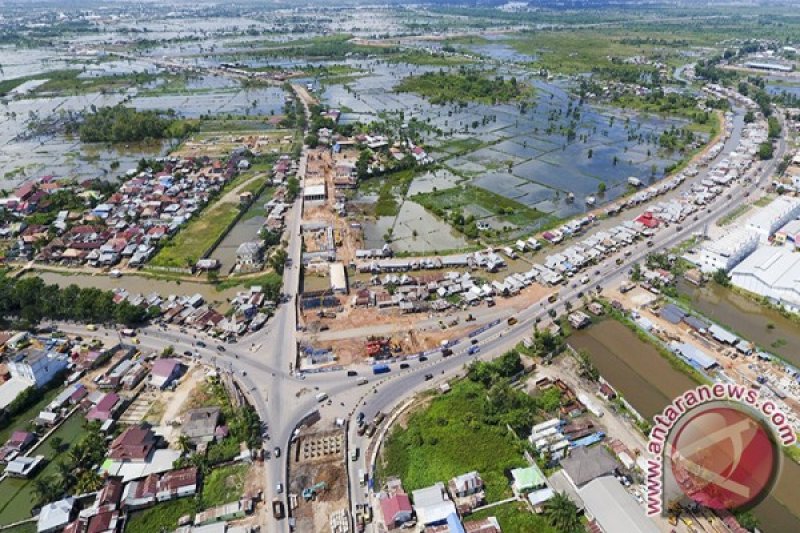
[361,200,470,253]
[318,61,690,218]
[571,319,800,532]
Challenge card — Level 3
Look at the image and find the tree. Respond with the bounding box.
[531,328,563,357]
[177,434,192,455]
[631,263,642,282]
[758,141,774,160]
[269,248,289,275]
[734,509,760,531]
[597,182,606,195]
[49,436,64,454]
[713,268,731,287]
[33,475,63,506]
[286,177,300,201]
[543,492,582,533]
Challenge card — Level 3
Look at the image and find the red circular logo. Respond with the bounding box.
[669,406,778,510]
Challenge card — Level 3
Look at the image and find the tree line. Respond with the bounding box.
[79,105,196,143]
[0,275,150,328]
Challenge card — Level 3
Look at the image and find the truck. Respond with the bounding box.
[547,292,559,303]
[315,392,328,402]
[372,412,386,426]
[358,469,367,486]
[356,377,369,386]
[272,500,285,520]
[120,328,135,337]
[372,364,390,375]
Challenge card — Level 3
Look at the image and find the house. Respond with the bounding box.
[150,358,183,389]
[380,492,413,529]
[37,497,76,533]
[510,465,547,495]
[86,392,121,422]
[109,425,156,462]
[560,445,618,488]
[6,454,44,477]
[182,407,221,446]
[236,241,263,266]
[156,467,199,501]
[412,483,456,527]
[464,517,502,533]
[121,474,159,509]
[448,471,483,498]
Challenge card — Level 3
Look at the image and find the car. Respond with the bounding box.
[217,345,226,352]
[577,291,584,299]
[274,447,281,458]
[197,341,207,348]
[183,350,193,357]
[357,424,367,436]
[646,240,654,247]
[468,346,481,355]
[471,338,479,345]
[424,374,433,381]
[276,483,283,494]
[347,370,358,377]
[419,356,428,362]
[594,270,600,276]
[399,363,409,369]
[486,299,496,307]
[356,412,365,424]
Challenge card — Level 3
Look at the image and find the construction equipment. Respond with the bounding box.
[302,481,328,501]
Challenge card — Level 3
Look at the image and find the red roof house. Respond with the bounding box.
[380,492,413,529]
[108,425,156,462]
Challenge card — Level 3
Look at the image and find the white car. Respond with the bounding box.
[276,483,283,494]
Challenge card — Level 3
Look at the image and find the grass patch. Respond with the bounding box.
[753,194,774,207]
[213,271,282,293]
[0,69,162,97]
[377,380,528,502]
[388,51,474,66]
[718,204,751,226]
[201,464,248,508]
[359,169,417,217]
[395,68,529,105]
[468,501,558,533]
[125,498,195,533]
[413,184,546,229]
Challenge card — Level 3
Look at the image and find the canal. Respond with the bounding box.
[24,271,239,312]
[571,320,800,532]
[678,280,800,367]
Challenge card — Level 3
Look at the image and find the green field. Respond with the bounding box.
[125,498,195,533]
[388,51,474,67]
[413,184,547,230]
[0,413,84,526]
[149,171,268,268]
[468,501,558,533]
[395,69,528,105]
[378,380,528,502]
[201,464,248,508]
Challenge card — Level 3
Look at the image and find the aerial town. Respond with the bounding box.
[1,1,800,533]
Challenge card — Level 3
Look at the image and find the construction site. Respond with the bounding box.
[287,427,350,533]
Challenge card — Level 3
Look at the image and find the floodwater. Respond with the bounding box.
[571,319,800,532]
[570,320,697,419]
[25,270,238,311]
[678,280,800,366]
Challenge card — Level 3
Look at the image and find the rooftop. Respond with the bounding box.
[580,476,659,533]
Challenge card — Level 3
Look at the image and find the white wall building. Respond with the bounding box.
[689,229,759,273]
[7,350,69,388]
[746,196,800,241]
[730,246,800,313]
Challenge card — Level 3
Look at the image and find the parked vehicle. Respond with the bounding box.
[357,377,368,386]
[468,346,481,355]
[316,392,328,402]
[347,370,358,377]
[399,363,410,369]
[424,374,433,381]
[197,341,207,348]
[276,483,283,494]
[507,316,518,326]
[273,447,281,458]
[351,448,359,461]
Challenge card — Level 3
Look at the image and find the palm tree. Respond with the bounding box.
[75,471,103,494]
[49,436,64,455]
[543,492,582,533]
[177,435,192,455]
[33,475,62,506]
